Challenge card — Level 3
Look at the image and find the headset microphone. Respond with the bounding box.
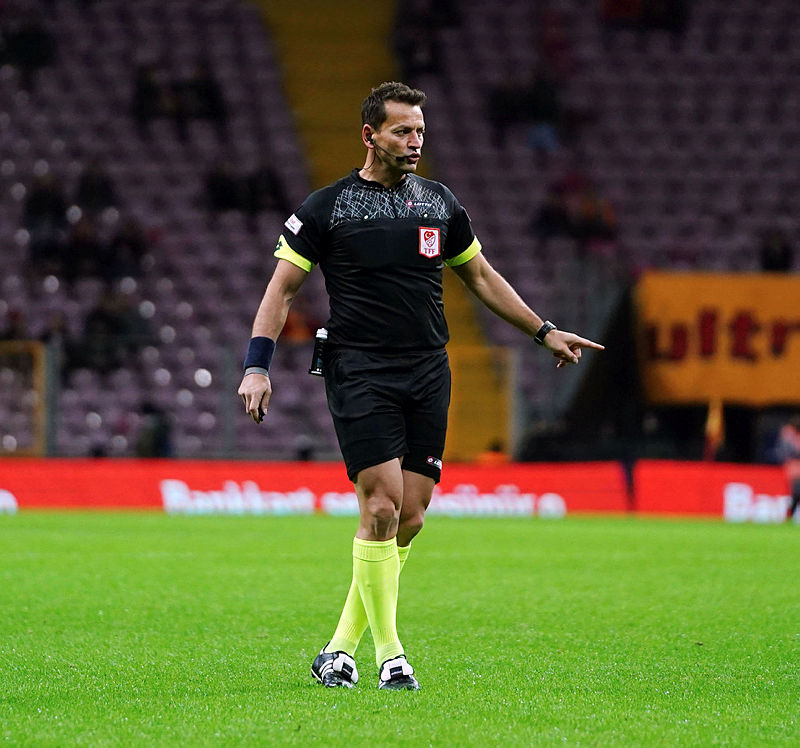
[368,135,414,163]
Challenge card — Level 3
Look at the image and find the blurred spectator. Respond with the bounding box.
[135,402,174,457]
[24,173,67,233]
[600,0,644,32]
[24,173,68,276]
[525,67,563,155]
[529,175,617,254]
[281,307,316,344]
[243,161,291,229]
[74,160,117,215]
[68,294,127,375]
[394,24,442,83]
[293,433,315,461]
[38,311,70,381]
[0,309,27,341]
[601,0,689,42]
[759,229,793,272]
[393,0,444,84]
[776,415,800,521]
[428,0,460,27]
[131,64,170,140]
[642,0,689,36]
[559,167,590,196]
[537,9,574,79]
[107,287,156,354]
[38,310,69,346]
[28,232,64,278]
[39,0,98,8]
[476,439,510,466]
[68,286,153,374]
[528,185,573,245]
[133,61,228,143]
[703,398,724,461]
[2,12,55,90]
[205,161,243,214]
[63,216,104,281]
[487,75,524,147]
[205,160,291,229]
[107,218,148,279]
[487,68,562,154]
[572,184,618,252]
[173,61,228,142]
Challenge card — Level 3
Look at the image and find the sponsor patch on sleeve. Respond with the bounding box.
[285,214,303,235]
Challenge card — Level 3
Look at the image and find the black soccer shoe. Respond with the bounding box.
[378,655,420,691]
[310,646,358,688]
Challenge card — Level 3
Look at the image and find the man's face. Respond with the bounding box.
[373,101,425,175]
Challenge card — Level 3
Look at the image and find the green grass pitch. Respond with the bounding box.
[1,512,798,745]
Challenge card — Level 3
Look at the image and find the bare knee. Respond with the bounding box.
[355,460,404,541]
[360,493,400,541]
[397,510,424,546]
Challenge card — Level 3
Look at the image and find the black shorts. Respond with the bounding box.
[323,347,450,483]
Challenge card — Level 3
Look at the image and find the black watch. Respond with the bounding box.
[534,320,557,346]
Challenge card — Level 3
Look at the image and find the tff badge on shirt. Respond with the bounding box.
[419,227,441,258]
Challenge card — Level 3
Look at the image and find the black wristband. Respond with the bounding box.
[534,320,557,346]
[243,336,276,372]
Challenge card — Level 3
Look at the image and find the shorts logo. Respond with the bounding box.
[419,227,441,258]
[285,214,303,235]
[427,456,443,470]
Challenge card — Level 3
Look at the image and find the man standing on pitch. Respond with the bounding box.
[237,82,603,690]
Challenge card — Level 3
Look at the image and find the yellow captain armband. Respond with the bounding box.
[444,237,482,267]
[274,235,314,272]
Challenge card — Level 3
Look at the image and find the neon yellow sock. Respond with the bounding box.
[327,543,411,656]
[398,543,411,569]
[326,580,365,657]
[352,537,403,666]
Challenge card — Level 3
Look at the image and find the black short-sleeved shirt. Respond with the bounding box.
[274,169,481,350]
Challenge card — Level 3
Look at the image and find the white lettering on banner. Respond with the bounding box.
[431,483,535,516]
[723,482,789,523]
[159,480,568,517]
[440,484,566,517]
[320,484,565,517]
[320,491,359,515]
[537,492,569,519]
[160,480,315,515]
[0,489,18,514]
[441,484,564,516]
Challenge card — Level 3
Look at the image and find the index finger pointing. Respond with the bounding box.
[575,337,604,350]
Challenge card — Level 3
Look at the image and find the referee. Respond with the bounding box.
[238,82,603,690]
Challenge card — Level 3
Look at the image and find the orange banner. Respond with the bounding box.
[635,272,800,405]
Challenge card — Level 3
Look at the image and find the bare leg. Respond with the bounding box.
[354,458,404,540]
[396,470,435,547]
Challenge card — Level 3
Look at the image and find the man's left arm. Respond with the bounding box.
[450,252,604,368]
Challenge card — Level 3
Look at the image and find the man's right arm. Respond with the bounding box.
[451,251,604,368]
[237,259,309,423]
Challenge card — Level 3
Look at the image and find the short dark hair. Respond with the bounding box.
[361,81,426,129]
